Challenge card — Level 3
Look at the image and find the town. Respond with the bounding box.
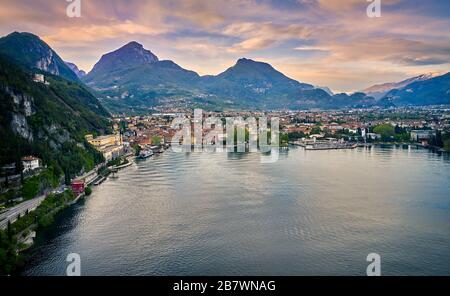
[1,105,449,272]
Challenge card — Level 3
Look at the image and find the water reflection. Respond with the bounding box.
[22,145,450,276]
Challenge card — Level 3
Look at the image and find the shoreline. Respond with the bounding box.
[2,155,138,275]
[9,144,448,275]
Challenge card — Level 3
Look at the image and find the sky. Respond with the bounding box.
[0,0,449,92]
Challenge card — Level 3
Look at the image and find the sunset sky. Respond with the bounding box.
[1,0,449,92]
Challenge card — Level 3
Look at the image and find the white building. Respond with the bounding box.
[22,156,41,173]
[410,130,436,142]
[33,74,50,85]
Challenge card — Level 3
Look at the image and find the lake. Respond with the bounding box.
[22,145,450,275]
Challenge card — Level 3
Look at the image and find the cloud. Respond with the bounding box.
[224,22,311,53]
[1,0,449,91]
[43,21,167,45]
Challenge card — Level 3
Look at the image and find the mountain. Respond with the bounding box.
[86,41,159,78]
[0,32,79,82]
[200,58,314,101]
[65,62,86,78]
[82,40,447,112]
[362,74,439,100]
[293,90,376,109]
[0,53,110,178]
[378,72,450,107]
[316,86,333,96]
[83,42,202,112]
[84,43,376,111]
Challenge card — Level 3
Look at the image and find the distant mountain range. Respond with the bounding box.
[362,73,441,100]
[65,61,86,78]
[82,41,378,111]
[378,73,450,107]
[0,32,449,113]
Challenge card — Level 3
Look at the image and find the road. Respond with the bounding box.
[0,164,105,230]
[0,184,68,230]
[0,194,46,229]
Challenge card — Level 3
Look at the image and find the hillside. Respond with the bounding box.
[379,73,450,107]
[0,54,110,181]
[363,74,440,100]
[0,32,79,82]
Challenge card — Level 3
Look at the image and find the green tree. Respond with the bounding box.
[373,124,395,141]
[311,126,322,135]
[151,135,162,146]
[444,139,450,152]
[84,187,92,196]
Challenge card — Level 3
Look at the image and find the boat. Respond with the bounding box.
[138,149,154,159]
[93,176,106,186]
[305,142,357,150]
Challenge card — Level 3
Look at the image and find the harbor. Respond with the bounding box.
[291,139,358,150]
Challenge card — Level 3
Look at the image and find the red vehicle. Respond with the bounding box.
[71,180,85,196]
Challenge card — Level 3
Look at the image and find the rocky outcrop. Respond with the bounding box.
[11,113,33,141]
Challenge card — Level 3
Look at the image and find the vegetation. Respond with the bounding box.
[310,126,322,135]
[371,124,410,142]
[21,168,59,200]
[84,186,92,196]
[0,190,76,275]
[287,131,306,141]
[107,156,129,167]
[132,144,142,156]
[280,133,289,146]
[151,135,163,146]
[433,130,450,151]
[444,139,450,152]
[0,54,109,191]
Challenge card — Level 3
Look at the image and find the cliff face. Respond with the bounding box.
[0,55,110,178]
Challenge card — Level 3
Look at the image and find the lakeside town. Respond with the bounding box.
[3,105,450,198]
[1,106,450,273]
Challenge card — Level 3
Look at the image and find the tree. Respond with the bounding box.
[151,135,162,146]
[14,154,24,184]
[373,124,395,141]
[4,169,9,188]
[311,126,322,135]
[7,221,12,241]
[432,131,444,147]
[64,172,71,186]
[444,139,450,152]
[280,133,289,145]
[84,187,92,196]
[132,144,142,156]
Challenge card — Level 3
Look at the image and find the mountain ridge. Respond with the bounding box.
[86,41,159,79]
[1,32,448,112]
[0,32,79,82]
[362,73,441,100]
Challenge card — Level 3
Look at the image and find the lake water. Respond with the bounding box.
[22,145,450,275]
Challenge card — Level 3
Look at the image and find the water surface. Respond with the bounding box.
[23,146,450,275]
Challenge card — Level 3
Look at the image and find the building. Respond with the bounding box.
[410,130,436,142]
[366,133,381,140]
[71,180,85,196]
[33,74,45,83]
[85,134,124,161]
[85,134,122,148]
[21,156,41,173]
[33,74,50,85]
